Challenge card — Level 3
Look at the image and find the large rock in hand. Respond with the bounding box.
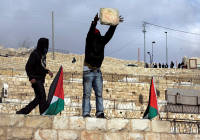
[100,8,119,26]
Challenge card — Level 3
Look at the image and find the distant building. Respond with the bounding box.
[184,56,200,69]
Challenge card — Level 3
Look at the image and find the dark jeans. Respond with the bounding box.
[82,70,104,116]
[19,80,47,115]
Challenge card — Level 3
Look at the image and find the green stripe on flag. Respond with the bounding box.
[44,98,64,115]
[148,106,158,119]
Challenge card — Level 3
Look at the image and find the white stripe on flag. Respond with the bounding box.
[50,96,58,104]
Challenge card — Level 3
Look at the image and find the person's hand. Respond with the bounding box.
[48,70,53,78]
[94,13,99,23]
[30,79,36,84]
[119,16,124,23]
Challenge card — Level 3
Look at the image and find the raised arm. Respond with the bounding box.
[103,25,117,45]
[103,16,124,45]
[87,13,99,39]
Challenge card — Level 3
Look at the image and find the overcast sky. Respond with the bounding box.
[0,0,200,63]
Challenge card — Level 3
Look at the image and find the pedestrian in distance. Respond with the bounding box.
[158,63,161,68]
[162,63,165,68]
[170,61,174,68]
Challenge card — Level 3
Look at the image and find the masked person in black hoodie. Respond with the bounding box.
[16,38,53,115]
[82,13,123,118]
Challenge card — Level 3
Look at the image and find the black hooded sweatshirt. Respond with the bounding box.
[84,21,117,68]
[25,38,49,82]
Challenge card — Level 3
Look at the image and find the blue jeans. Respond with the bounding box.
[82,70,104,116]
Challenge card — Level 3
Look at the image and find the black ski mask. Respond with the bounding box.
[36,38,49,55]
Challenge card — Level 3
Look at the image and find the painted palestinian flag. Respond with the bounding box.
[143,77,158,119]
[43,66,64,115]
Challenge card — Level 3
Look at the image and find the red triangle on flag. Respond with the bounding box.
[149,78,158,110]
[54,66,64,100]
[143,77,159,119]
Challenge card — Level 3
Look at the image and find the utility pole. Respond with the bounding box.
[142,22,146,67]
[52,11,55,60]
[138,48,140,63]
[165,32,168,65]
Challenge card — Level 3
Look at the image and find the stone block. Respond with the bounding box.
[129,133,144,140]
[104,133,129,140]
[53,116,69,129]
[0,136,7,140]
[86,118,106,131]
[115,102,134,110]
[131,119,150,132]
[34,129,57,140]
[8,128,33,139]
[25,116,52,128]
[0,114,11,126]
[81,131,104,140]
[171,134,177,140]
[0,128,4,136]
[144,133,160,140]
[107,118,130,132]
[64,98,71,106]
[160,134,176,140]
[151,120,170,133]
[177,134,193,140]
[100,8,119,26]
[104,99,114,109]
[69,116,85,130]
[58,130,79,140]
[193,135,200,140]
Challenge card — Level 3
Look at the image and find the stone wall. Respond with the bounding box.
[0,114,200,140]
[0,65,200,120]
[0,51,200,139]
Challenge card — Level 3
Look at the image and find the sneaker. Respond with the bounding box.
[96,113,106,119]
[16,110,27,115]
[83,114,91,118]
